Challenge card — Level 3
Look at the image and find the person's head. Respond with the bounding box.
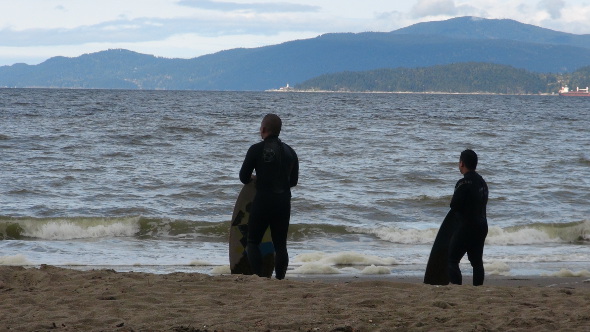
[459,149,478,174]
[260,113,282,139]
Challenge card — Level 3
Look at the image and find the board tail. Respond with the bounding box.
[423,211,455,285]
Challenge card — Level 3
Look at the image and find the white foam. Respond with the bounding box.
[23,221,139,240]
[293,251,398,266]
[357,220,590,245]
[290,263,340,274]
[542,269,590,278]
[0,254,32,265]
[486,226,557,245]
[360,265,391,275]
[484,261,511,276]
[210,265,231,275]
[295,252,326,262]
[359,226,437,244]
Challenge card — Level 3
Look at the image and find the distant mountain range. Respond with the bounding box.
[1,16,589,91]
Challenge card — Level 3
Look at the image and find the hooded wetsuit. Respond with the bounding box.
[448,170,488,286]
[240,135,298,279]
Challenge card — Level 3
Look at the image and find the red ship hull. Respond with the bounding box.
[559,92,590,96]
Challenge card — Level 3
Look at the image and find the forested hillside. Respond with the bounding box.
[294,63,590,94]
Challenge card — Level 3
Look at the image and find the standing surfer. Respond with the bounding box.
[448,149,489,286]
[240,114,299,279]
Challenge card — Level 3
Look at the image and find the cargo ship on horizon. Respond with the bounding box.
[559,85,590,96]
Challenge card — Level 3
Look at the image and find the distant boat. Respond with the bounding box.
[558,86,590,96]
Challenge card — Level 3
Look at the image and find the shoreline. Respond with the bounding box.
[2,265,590,331]
[5,264,590,288]
[265,89,558,96]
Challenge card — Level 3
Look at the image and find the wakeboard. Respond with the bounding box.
[423,210,456,285]
[229,180,275,277]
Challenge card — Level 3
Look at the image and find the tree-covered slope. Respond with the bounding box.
[295,63,585,94]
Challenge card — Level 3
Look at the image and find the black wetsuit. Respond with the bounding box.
[239,135,298,279]
[448,170,488,286]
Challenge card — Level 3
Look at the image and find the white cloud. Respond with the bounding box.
[177,0,320,13]
[538,0,565,19]
[411,0,458,18]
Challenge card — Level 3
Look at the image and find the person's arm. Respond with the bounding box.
[289,148,299,188]
[450,178,468,222]
[239,145,256,184]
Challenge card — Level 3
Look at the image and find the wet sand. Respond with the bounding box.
[1,265,589,331]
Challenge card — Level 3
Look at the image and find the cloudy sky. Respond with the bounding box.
[1,0,589,66]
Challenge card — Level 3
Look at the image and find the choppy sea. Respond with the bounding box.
[1,89,589,278]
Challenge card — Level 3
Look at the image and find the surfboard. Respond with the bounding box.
[423,210,456,285]
[229,180,275,277]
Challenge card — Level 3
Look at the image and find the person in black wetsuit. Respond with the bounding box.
[239,114,299,280]
[448,149,489,286]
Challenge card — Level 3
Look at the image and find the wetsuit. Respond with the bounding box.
[239,135,298,279]
[448,170,488,286]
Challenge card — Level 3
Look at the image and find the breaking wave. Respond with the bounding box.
[1,216,588,246]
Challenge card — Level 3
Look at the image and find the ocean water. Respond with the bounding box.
[1,89,589,278]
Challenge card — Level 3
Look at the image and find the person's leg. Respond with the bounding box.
[448,230,467,285]
[467,223,488,286]
[467,251,484,286]
[270,197,290,280]
[247,200,269,277]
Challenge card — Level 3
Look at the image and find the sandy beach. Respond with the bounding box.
[1,266,589,331]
